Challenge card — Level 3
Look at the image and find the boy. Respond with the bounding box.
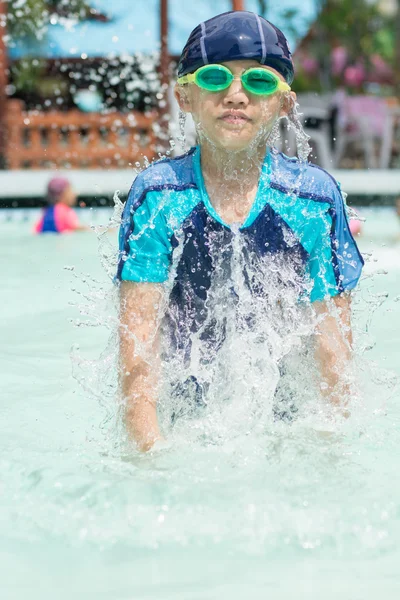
[117,11,364,451]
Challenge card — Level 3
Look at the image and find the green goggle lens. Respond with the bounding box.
[196,66,233,91]
[242,69,279,94]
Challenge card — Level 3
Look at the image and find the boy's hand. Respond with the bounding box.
[138,437,166,453]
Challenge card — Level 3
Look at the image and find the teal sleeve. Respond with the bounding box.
[308,185,364,303]
[119,190,172,283]
[308,209,340,303]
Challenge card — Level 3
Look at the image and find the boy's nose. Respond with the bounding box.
[223,78,249,105]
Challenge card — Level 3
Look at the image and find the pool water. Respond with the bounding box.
[1,207,400,600]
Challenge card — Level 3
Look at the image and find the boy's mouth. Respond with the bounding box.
[219,111,251,124]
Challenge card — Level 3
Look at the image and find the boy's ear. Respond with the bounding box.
[174,84,192,113]
[280,91,297,117]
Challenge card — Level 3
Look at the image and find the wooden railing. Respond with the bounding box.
[5,99,157,169]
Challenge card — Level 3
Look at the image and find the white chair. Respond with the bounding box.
[379,105,400,169]
[332,92,390,169]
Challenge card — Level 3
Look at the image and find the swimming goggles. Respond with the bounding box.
[177,64,291,96]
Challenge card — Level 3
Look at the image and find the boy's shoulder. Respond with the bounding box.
[132,148,197,194]
[122,149,199,223]
[269,149,341,206]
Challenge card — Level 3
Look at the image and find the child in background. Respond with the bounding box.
[34,177,88,234]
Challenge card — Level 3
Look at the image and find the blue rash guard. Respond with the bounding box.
[117,146,364,354]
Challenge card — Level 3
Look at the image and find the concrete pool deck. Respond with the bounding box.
[0,169,399,202]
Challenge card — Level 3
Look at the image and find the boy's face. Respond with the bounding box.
[175,59,296,152]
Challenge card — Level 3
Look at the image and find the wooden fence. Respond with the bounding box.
[5,100,157,169]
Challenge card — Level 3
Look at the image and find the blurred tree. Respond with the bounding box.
[294,0,397,93]
[7,0,48,40]
[257,0,267,16]
[7,0,93,40]
[7,0,95,106]
[6,0,157,113]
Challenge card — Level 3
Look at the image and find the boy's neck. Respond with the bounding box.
[199,140,268,224]
[200,141,266,185]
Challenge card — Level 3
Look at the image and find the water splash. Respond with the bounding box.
[69,99,398,465]
[286,101,312,162]
[178,109,187,150]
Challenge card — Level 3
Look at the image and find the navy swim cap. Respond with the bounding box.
[178,11,294,85]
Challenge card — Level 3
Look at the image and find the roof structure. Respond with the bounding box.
[8,0,316,60]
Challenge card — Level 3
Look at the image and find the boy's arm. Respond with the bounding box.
[307,179,363,412]
[313,293,353,411]
[119,280,165,451]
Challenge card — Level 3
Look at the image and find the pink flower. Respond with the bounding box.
[331,46,348,76]
[344,64,365,87]
[302,56,318,75]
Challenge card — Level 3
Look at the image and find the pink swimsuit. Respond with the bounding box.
[34,203,80,234]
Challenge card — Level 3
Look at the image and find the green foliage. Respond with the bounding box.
[294,0,397,93]
[257,0,268,17]
[7,0,92,40]
[317,0,388,63]
[12,58,46,92]
[7,0,48,40]
[7,0,95,106]
[373,27,395,63]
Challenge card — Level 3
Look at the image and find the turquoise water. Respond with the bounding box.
[1,207,400,599]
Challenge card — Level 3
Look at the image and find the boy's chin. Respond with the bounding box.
[205,130,260,152]
[213,132,262,152]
